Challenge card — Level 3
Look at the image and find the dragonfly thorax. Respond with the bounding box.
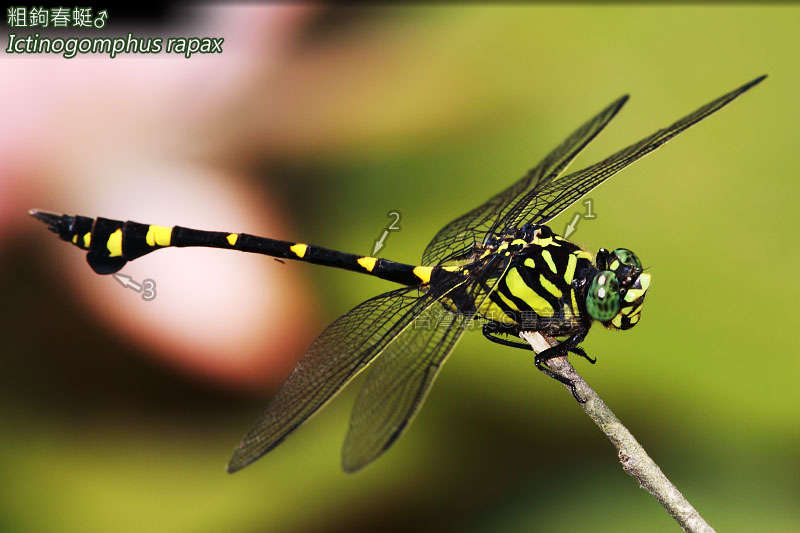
[478,226,594,334]
[480,228,652,334]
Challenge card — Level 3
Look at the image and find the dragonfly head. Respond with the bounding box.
[587,248,651,330]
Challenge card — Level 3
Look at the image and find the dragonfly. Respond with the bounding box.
[31,75,765,473]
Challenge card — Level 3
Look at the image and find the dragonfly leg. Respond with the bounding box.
[569,345,596,364]
[484,323,592,401]
[534,332,590,403]
[482,322,530,350]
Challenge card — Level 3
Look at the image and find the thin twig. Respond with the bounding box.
[520,331,714,533]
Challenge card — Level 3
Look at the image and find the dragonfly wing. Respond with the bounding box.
[341,256,513,472]
[227,283,459,473]
[421,94,628,266]
[497,75,767,231]
[340,301,472,472]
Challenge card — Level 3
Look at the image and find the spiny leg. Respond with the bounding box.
[569,345,596,364]
[482,322,531,350]
[484,321,595,401]
[484,320,595,366]
[533,332,591,403]
[533,353,580,399]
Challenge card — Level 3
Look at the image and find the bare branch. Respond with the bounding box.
[520,331,715,533]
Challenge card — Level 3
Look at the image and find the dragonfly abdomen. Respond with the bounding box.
[30,210,446,286]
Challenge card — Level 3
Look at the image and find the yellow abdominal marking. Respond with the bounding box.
[83,232,91,248]
[289,243,308,259]
[539,274,562,298]
[107,229,123,257]
[357,256,377,272]
[441,265,462,272]
[413,266,433,284]
[524,258,535,269]
[146,225,172,247]
[612,315,623,328]
[576,250,593,260]
[564,253,577,284]
[226,233,238,246]
[506,268,553,317]
[71,235,78,244]
[630,314,641,325]
[541,250,558,274]
[609,259,620,271]
[511,238,527,247]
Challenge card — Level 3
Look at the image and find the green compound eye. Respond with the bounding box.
[586,270,621,321]
[611,248,642,270]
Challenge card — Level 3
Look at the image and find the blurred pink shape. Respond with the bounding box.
[2,5,321,388]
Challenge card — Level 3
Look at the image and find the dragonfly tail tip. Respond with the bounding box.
[29,209,63,232]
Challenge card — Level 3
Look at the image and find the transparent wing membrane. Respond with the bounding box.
[341,300,473,472]
[227,283,456,473]
[422,76,764,267]
[498,75,767,230]
[421,94,629,266]
[341,255,512,471]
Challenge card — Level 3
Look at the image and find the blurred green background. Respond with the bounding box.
[2,5,798,532]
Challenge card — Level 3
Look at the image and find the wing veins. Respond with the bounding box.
[498,75,767,230]
[341,256,513,471]
[421,94,629,265]
[228,280,464,473]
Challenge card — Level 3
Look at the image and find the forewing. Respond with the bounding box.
[227,285,444,473]
[421,94,629,266]
[341,255,513,472]
[497,75,766,231]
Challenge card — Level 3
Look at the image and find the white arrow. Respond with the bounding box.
[563,213,581,239]
[372,229,389,256]
[112,273,142,292]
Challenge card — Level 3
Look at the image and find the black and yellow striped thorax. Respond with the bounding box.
[478,233,595,335]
